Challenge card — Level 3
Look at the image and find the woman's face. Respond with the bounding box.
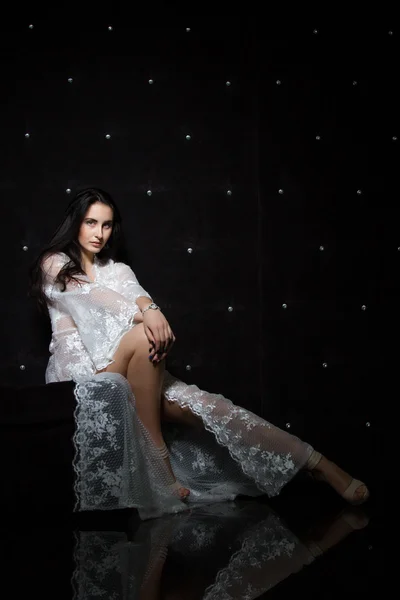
[78,202,114,255]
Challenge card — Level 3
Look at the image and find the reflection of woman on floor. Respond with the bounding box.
[28,187,369,507]
[72,503,368,600]
[150,506,369,600]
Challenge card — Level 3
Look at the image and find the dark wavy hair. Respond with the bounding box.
[28,187,129,316]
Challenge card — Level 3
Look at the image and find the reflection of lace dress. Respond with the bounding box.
[72,501,316,600]
[42,252,314,520]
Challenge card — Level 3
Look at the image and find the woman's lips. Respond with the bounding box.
[91,242,101,246]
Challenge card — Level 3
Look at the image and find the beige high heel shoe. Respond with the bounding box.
[306,451,370,506]
[158,442,190,501]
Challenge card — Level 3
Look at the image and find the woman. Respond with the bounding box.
[28,187,369,515]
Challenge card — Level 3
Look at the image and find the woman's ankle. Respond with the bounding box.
[305,450,323,471]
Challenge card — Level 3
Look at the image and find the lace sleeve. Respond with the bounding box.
[41,253,141,371]
[113,262,152,303]
[47,316,97,382]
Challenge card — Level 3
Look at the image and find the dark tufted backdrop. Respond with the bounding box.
[0,18,394,492]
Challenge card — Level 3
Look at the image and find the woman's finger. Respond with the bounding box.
[144,325,155,345]
[145,319,176,363]
[165,333,175,353]
[158,331,168,357]
[144,326,157,360]
[155,328,167,355]
[159,328,171,360]
[150,329,159,354]
[155,329,174,363]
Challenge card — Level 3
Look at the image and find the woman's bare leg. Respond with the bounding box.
[99,328,367,505]
[161,394,204,431]
[99,324,189,498]
[304,507,369,557]
[125,340,165,449]
[306,454,369,504]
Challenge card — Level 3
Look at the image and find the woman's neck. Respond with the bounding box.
[81,250,96,269]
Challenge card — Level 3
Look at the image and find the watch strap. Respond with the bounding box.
[142,302,160,314]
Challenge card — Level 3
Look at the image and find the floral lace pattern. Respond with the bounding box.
[42,252,314,518]
[72,372,190,519]
[162,371,313,498]
[202,514,313,600]
[72,502,315,600]
[47,330,97,383]
[42,252,151,377]
[71,369,313,519]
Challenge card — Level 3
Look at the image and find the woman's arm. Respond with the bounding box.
[136,296,152,312]
[113,264,159,315]
[114,262,153,308]
[42,254,144,371]
[46,311,97,381]
[133,311,144,323]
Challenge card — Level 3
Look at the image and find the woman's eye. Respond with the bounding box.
[86,221,111,227]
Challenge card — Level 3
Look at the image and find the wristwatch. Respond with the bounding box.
[142,302,160,315]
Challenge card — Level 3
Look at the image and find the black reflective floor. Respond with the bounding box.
[2,477,381,599]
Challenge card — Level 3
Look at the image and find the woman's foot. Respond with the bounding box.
[306,451,369,505]
[169,480,191,501]
[158,441,190,501]
[305,506,370,558]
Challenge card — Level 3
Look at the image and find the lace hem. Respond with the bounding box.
[71,370,313,520]
[162,371,314,498]
[71,373,189,520]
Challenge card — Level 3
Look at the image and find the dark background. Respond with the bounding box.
[0,18,395,490]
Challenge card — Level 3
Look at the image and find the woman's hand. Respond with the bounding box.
[133,311,144,324]
[142,309,176,364]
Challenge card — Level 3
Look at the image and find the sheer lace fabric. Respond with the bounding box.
[42,252,152,378]
[72,502,316,600]
[72,373,190,519]
[162,371,313,498]
[42,252,314,520]
[72,370,313,519]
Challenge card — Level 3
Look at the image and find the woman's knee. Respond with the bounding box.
[120,324,150,362]
[100,324,149,376]
[130,322,150,348]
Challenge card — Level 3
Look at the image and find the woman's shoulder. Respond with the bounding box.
[111,258,127,268]
[42,251,69,268]
[112,260,135,274]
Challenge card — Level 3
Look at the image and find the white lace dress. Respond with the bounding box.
[42,252,314,520]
